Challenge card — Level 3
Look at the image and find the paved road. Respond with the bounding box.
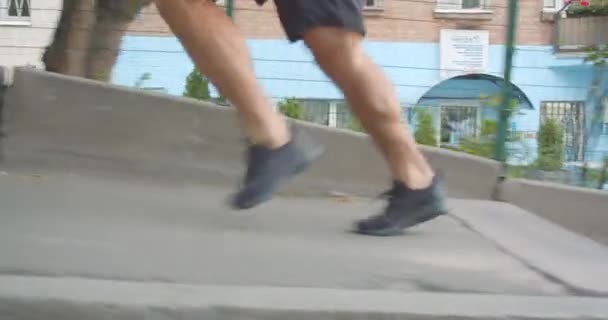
[0,170,566,296]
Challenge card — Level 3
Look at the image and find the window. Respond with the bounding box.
[365,0,378,7]
[434,0,493,20]
[440,105,480,145]
[540,0,565,21]
[0,0,30,23]
[462,0,482,9]
[540,101,586,162]
[543,0,562,10]
[363,0,384,10]
[435,0,489,10]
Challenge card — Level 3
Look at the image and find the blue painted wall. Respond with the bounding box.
[111,36,607,163]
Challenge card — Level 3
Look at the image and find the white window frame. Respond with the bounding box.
[363,0,384,10]
[543,0,566,12]
[544,0,558,9]
[435,0,492,12]
[0,0,31,25]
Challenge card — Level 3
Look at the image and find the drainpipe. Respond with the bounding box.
[226,0,234,18]
[492,0,518,201]
[495,0,518,163]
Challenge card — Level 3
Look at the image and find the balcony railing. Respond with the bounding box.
[555,15,608,52]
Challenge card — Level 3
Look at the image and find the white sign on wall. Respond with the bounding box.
[440,29,489,79]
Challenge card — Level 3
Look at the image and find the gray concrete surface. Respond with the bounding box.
[0,171,564,296]
[1,169,608,319]
[453,199,608,295]
[2,276,608,320]
[1,67,501,200]
[499,178,608,246]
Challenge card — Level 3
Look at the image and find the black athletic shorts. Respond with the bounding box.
[271,0,367,42]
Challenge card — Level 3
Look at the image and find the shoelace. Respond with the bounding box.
[376,189,394,200]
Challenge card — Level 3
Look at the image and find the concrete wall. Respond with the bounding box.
[1,67,501,199]
[499,179,608,246]
[3,67,608,244]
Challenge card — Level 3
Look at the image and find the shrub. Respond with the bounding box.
[183,68,210,100]
[536,118,564,171]
[278,98,304,120]
[414,108,437,147]
[458,119,497,158]
[348,117,365,133]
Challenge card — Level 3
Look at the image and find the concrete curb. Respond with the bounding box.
[450,199,608,296]
[1,67,501,199]
[498,178,608,246]
[2,276,608,320]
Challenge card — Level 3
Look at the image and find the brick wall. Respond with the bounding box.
[127,0,552,45]
[0,0,63,69]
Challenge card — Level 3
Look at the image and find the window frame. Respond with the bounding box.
[543,0,563,11]
[433,0,494,20]
[363,0,384,12]
[540,100,587,162]
[0,0,32,25]
[435,0,492,11]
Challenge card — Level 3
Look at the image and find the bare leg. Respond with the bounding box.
[154,0,289,148]
[303,27,434,189]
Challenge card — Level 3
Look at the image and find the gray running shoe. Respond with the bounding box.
[355,176,448,236]
[231,128,324,210]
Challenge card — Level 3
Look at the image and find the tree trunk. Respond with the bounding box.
[85,0,153,81]
[43,0,97,77]
[44,0,152,81]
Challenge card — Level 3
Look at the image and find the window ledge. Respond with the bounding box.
[363,6,385,16]
[0,20,32,26]
[554,41,599,54]
[554,50,588,58]
[434,8,494,20]
[540,8,560,22]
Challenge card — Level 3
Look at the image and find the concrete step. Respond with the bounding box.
[2,276,608,320]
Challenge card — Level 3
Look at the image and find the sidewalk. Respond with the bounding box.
[1,170,607,319]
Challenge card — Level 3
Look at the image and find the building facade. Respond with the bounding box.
[113,0,608,165]
[0,0,62,71]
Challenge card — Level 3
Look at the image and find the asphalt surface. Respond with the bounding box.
[0,170,567,296]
